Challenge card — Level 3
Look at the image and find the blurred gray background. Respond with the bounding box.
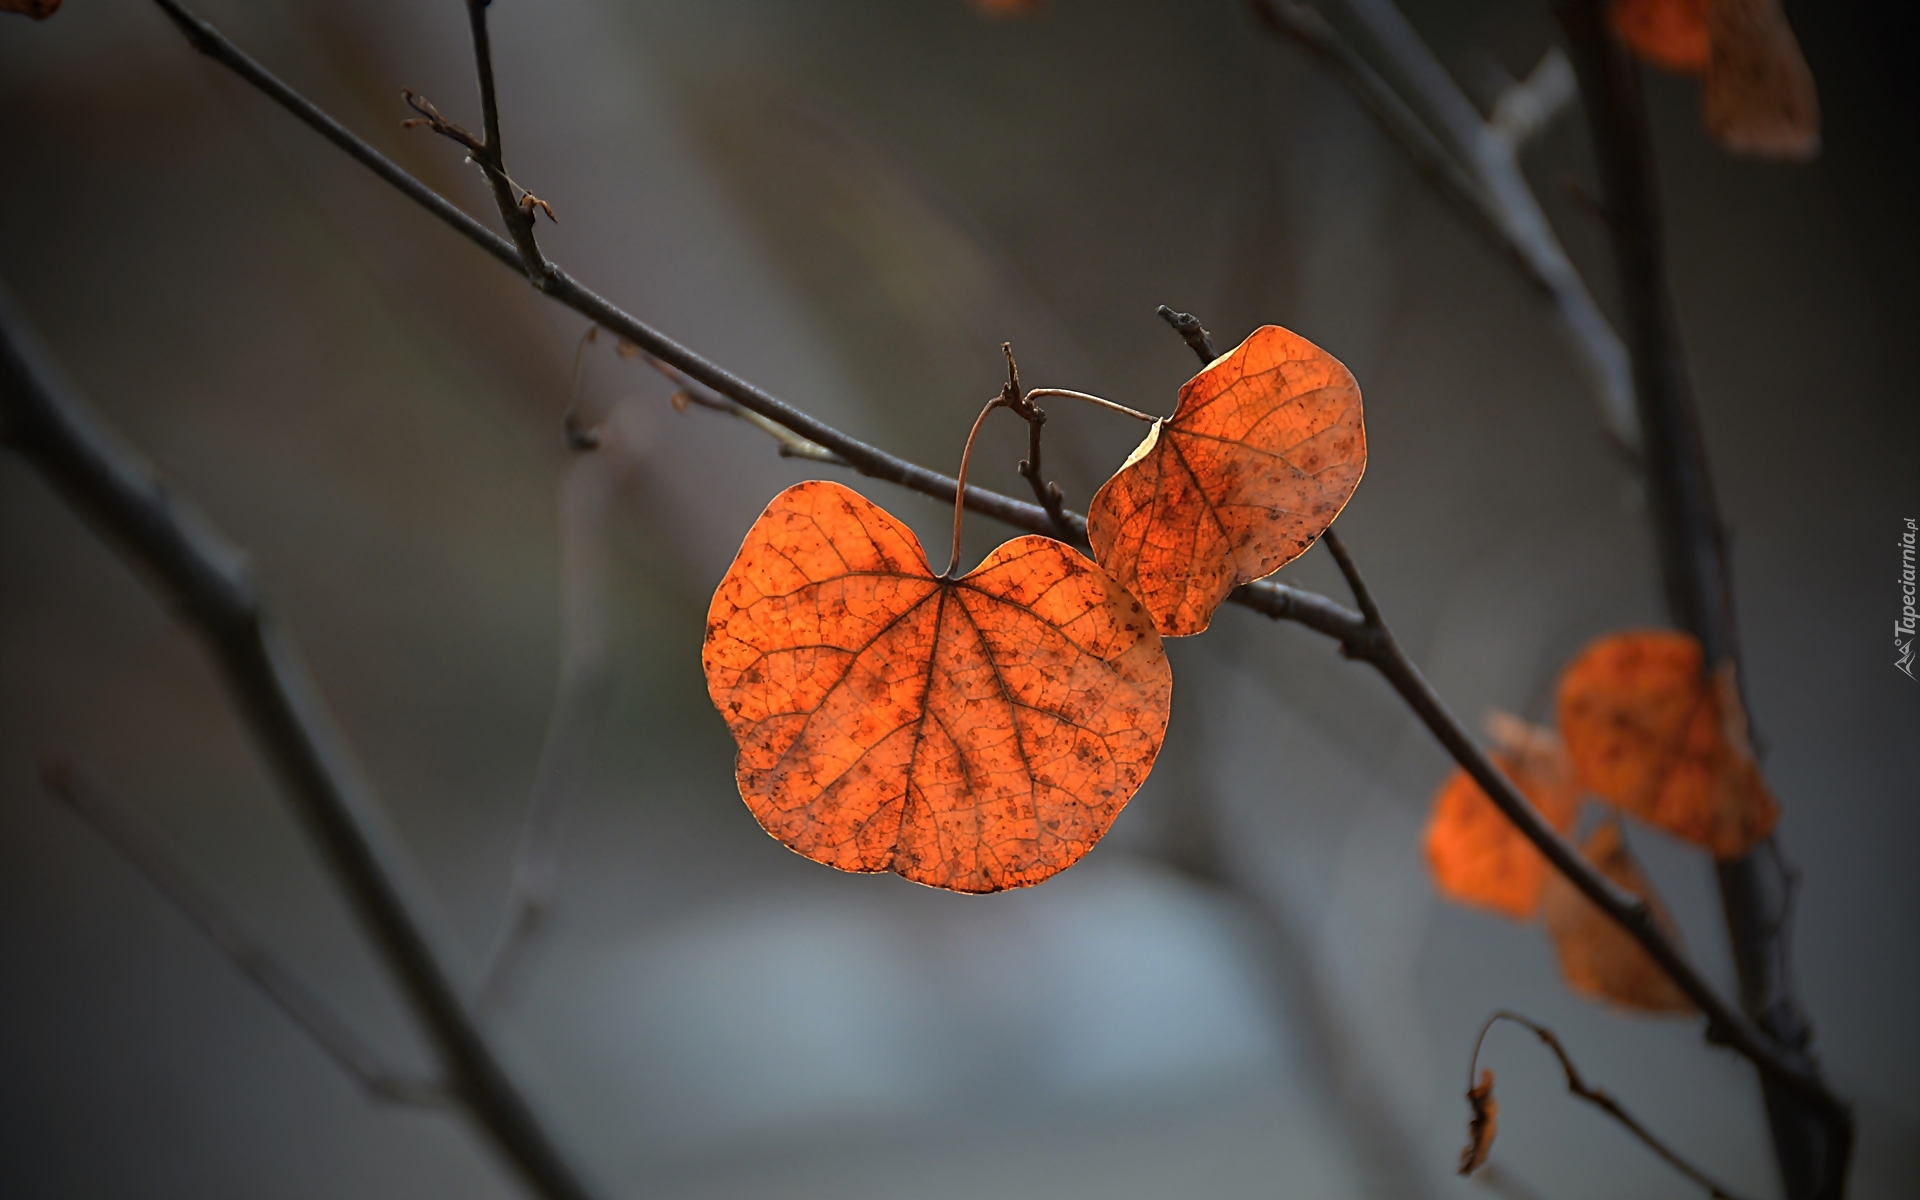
[1,1,1914,1197]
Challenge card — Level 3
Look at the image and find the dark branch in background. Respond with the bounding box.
[131,0,1846,1164]
[41,758,444,1110]
[0,286,607,1200]
[1247,0,1638,451]
[1469,1011,1753,1200]
[1552,3,1846,1195]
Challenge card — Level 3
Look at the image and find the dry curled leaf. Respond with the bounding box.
[703,480,1171,893]
[1612,0,1710,75]
[1542,820,1695,1012]
[1086,325,1366,637]
[1704,0,1819,160]
[1557,630,1778,859]
[1424,714,1582,920]
[0,0,62,17]
[1459,1068,1499,1174]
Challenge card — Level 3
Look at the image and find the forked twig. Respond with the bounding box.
[1469,1011,1754,1200]
[40,758,446,1109]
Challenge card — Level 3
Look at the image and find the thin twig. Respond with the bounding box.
[999,344,1075,543]
[128,0,1846,1128]
[475,439,625,1012]
[1156,305,1217,364]
[40,757,446,1110]
[463,0,547,280]
[1470,1011,1754,1200]
[0,285,607,1200]
[1553,4,1845,1194]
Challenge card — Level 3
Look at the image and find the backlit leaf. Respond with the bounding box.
[1541,820,1695,1012]
[1557,630,1778,859]
[1611,0,1710,75]
[1704,0,1820,160]
[1086,325,1366,637]
[1424,714,1582,920]
[703,480,1172,893]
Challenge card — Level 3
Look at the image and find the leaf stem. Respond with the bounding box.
[945,395,1011,578]
[1022,388,1158,424]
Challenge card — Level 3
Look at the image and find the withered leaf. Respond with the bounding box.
[1541,820,1695,1012]
[1704,0,1820,160]
[1459,1069,1499,1174]
[0,0,62,18]
[703,480,1171,894]
[1424,714,1582,920]
[1557,630,1778,860]
[1086,325,1366,637]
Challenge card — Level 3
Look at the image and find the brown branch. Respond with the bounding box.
[999,343,1075,542]
[1156,304,1217,364]
[1553,4,1847,1195]
[0,285,607,1200]
[1469,1011,1754,1200]
[41,757,445,1110]
[128,0,1842,1138]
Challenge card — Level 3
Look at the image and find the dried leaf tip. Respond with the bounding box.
[1459,1068,1499,1174]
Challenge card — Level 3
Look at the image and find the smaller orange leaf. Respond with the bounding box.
[1557,630,1779,860]
[967,0,1044,16]
[1086,325,1366,638]
[1704,0,1819,160]
[0,0,62,18]
[1458,1069,1499,1175]
[1424,715,1581,920]
[1542,820,1694,1012]
[1612,0,1710,75]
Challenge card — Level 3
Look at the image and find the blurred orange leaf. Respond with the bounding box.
[703,480,1171,894]
[1424,714,1582,920]
[1458,1068,1499,1174]
[1557,630,1778,859]
[1542,820,1695,1012]
[1704,0,1820,160]
[0,0,62,18]
[968,0,1044,15]
[1086,325,1366,637]
[1612,0,1710,75]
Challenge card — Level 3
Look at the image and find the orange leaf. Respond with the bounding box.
[703,480,1172,894]
[1424,714,1582,920]
[967,0,1045,15]
[1704,0,1819,161]
[0,0,62,17]
[1611,0,1710,75]
[1556,630,1778,859]
[1541,820,1694,1012]
[1458,1069,1499,1174]
[1086,325,1366,637]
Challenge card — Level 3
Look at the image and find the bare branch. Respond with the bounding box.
[0,285,608,1200]
[41,758,445,1110]
[1469,1011,1754,1200]
[1156,304,1218,364]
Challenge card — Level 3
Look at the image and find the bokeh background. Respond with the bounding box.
[2,1,1915,1197]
